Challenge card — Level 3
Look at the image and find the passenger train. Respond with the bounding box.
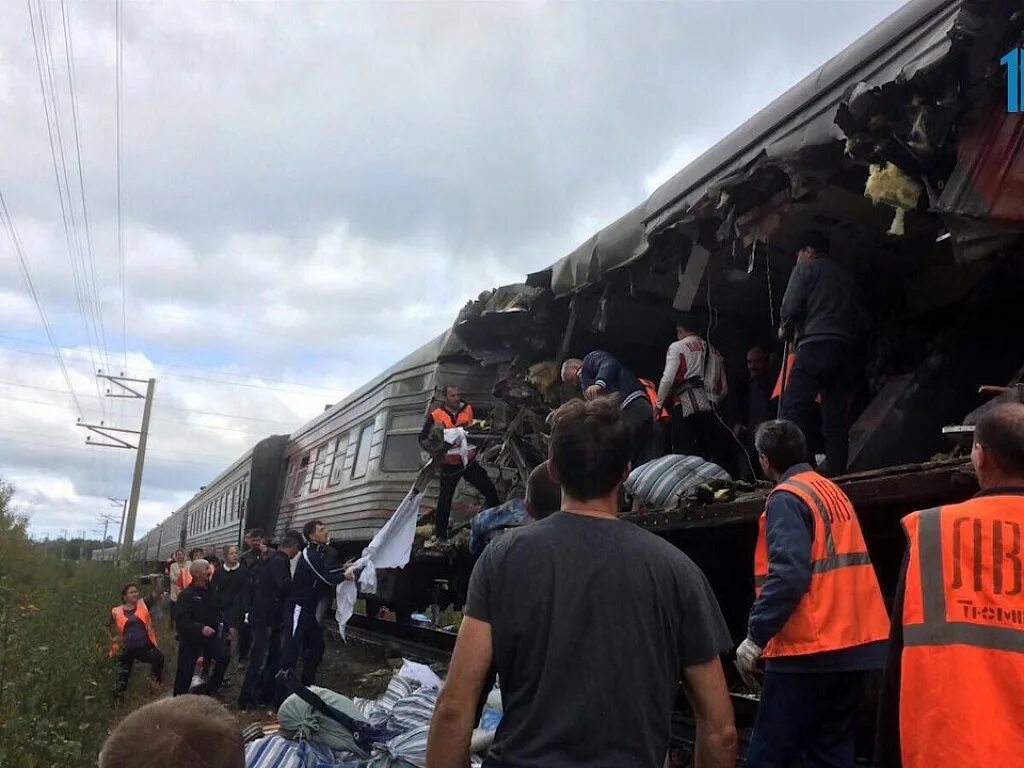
[132,331,499,563]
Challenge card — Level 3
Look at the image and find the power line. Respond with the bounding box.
[59,0,111,382]
[0,393,289,436]
[0,335,344,394]
[0,189,83,416]
[27,0,104,416]
[0,378,298,425]
[115,0,127,374]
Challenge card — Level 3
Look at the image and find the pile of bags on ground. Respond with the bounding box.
[624,454,732,514]
[245,661,502,768]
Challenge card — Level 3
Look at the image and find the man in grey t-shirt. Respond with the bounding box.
[426,397,737,768]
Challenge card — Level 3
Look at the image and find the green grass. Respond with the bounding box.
[0,481,146,766]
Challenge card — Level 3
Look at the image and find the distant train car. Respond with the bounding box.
[181,435,289,554]
[274,331,497,556]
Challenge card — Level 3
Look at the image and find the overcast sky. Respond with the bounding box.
[0,0,905,541]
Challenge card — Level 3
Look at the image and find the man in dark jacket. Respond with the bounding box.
[280,520,350,686]
[561,351,656,467]
[237,534,298,709]
[210,545,247,668]
[779,230,857,475]
[173,560,233,696]
[236,528,264,663]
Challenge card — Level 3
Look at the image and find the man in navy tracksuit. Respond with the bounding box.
[561,350,656,466]
[279,519,350,686]
[238,533,298,709]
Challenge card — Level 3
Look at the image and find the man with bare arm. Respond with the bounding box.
[426,397,737,768]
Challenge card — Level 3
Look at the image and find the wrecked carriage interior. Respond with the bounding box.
[406,0,1024,638]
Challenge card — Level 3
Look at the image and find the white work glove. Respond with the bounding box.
[735,637,763,692]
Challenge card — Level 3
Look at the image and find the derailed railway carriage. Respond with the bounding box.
[132,0,1024,752]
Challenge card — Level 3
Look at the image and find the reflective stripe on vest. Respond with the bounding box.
[753,470,889,657]
[110,600,158,656]
[899,497,1024,768]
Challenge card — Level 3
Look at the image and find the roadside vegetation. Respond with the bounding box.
[0,480,142,766]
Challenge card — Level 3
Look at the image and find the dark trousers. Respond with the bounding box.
[780,339,852,476]
[237,621,253,662]
[621,396,657,467]
[435,460,500,539]
[746,670,866,768]
[671,407,733,470]
[173,636,230,696]
[116,644,164,692]
[280,603,326,687]
[239,622,282,705]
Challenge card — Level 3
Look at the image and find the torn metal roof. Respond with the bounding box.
[644,0,964,234]
[547,0,968,297]
[550,204,646,297]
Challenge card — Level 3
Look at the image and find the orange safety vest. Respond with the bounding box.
[176,562,193,591]
[771,350,821,404]
[899,494,1024,768]
[638,378,670,422]
[110,600,158,657]
[753,470,889,657]
[431,405,476,465]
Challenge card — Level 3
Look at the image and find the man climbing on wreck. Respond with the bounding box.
[778,229,857,476]
[419,384,500,540]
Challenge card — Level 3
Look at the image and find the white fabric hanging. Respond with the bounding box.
[443,427,470,465]
[336,486,426,638]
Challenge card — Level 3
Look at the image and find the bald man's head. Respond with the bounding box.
[973,403,1024,488]
[189,558,212,586]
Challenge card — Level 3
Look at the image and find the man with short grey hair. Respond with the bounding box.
[174,558,233,696]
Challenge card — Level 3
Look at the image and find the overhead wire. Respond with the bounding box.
[0,190,84,417]
[0,334,344,393]
[116,0,128,375]
[27,0,105,417]
[59,0,111,381]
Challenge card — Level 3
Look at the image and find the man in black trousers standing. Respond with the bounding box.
[173,559,233,696]
[237,533,299,709]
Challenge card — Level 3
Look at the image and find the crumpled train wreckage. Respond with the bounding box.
[393,1,1024,645]
[440,0,1024,513]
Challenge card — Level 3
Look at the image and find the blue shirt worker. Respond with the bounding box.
[561,350,656,467]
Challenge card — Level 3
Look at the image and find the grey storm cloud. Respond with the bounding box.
[0,0,907,536]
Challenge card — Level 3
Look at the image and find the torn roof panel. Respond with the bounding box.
[643,0,963,235]
[551,204,647,297]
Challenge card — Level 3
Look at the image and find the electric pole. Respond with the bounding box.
[77,372,157,562]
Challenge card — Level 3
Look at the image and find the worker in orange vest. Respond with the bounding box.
[168,548,191,621]
[418,384,499,539]
[875,403,1024,768]
[737,419,889,768]
[110,583,164,694]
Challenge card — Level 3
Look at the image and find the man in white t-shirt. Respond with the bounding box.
[655,316,732,469]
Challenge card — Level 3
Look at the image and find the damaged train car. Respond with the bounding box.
[414,0,1024,651]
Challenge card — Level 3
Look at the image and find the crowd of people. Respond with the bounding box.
[103,393,1024,768]
[109,519,352,710]
[102,229,1022,766]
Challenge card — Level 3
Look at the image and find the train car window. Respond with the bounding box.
[293,454,311,497]
[382,410,426,472]
[351,423,374,479]
[309,446,326,494]
[394,374,428,396]
[328,435,347,486]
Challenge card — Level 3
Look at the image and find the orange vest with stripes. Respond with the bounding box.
[899,494,1024,768]
[754,470,889,657]
[431,405,476,465]
[110,600,158,657]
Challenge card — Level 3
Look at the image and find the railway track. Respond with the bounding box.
[336,614,456,664]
